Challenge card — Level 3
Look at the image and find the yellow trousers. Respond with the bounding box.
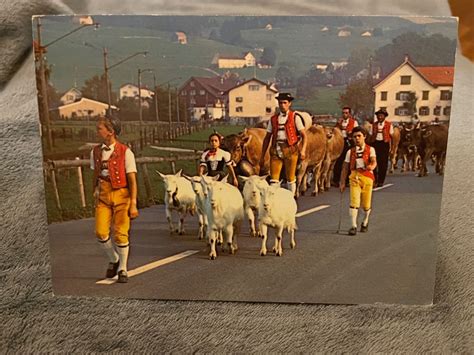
[270,145,299,183]
[349,171,374,211]
[95,180,131,246]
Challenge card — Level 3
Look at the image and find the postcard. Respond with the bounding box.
[34,15,457,305]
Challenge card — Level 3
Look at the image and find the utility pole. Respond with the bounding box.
[35,17,53,151]
[168,83,172,132]
[153,74,159,123]
[103,47,112,117]
[138,68,143,128]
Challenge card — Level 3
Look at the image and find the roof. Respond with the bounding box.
[226,78,278,93]
[373,59,454,88]
[415,66,454,86]
[120,83,153,91]
[180,76,239,97]
[56,98,116,110]
[218,55,246,60]
[62,87,82,96]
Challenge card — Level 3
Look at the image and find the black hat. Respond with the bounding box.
[375,109,389,117]
[275,92,294,101]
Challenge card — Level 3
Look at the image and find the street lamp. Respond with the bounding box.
[34,16,99,151]
[103,49,148,116]
[137,68,155,127]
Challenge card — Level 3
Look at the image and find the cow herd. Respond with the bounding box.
[155,118,449,260]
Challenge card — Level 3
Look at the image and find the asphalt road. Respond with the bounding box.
[49,166,443,305]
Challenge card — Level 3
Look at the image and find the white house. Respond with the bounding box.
[56,98,117,120]
[315,63,329,72]
[73,16,93,25]
[216,52,256,68]
[338,29,351,37]
[361,30,373,37]
[119,83,154,100]
[373,57,454,122]
[227,78,278,122]
[331,60,349,70]
[321,26,329,32]
[60,88,82,105]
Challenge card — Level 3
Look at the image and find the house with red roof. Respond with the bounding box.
[178,75,239,120]
[373,56,454,122]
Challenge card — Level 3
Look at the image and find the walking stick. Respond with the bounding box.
[337,188,344,234]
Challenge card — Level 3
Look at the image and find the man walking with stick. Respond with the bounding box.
[340,126,377,236]
[333,106,358,187]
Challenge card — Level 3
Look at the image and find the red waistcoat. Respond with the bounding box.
[336,117,356,135]
[271,110,298,146]
[93,141,129,189]
[372,120,391,143]
[350,144,375,181]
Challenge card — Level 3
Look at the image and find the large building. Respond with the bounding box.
[213,52,256,69]
[226,78,278,122]
[373,57,454,122]
[179,75,239,121]
[119,83,154,100]
[60,87,82,105]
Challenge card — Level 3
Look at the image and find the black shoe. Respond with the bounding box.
[106,261,119,278]
[117,270,128,283]
[376,183,384,188]
[348,227,357,236]
[360,223,369,233]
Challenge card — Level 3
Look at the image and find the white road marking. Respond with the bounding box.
[96,250,199,285]
[296,204,330,218]
[373,183,394,191]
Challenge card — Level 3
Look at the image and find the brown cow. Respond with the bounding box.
[319,126,344,192]
[222,128,270,176]
[411,123,448,177]
[388,126,401,174]
[296,125,327,197]
[398,122,419,172]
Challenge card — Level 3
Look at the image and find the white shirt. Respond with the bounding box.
[200,148,233,171]
[340,118,359,138]
[370,120,394,141]
[266,111,305,141]
[90,142,137,177]
[344,145,376,169]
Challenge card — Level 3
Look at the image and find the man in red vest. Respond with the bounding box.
[90,116,139,283]
[369,109,394,187]
[333,106,359,186]
[259,93,307,196]
[340,126,377,236]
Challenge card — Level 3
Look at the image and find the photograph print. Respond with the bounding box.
[33,15,457,305]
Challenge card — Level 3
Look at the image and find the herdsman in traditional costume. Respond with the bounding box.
[333,106,359,186]
[90,116,139,283]
[340,126,377,236]
[369,108,394,187]
[259,92,307,196]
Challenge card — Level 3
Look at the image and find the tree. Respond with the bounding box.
[346,47,374,78]
[275,66,296,88]
[403,92,418,117]
[260,47,277,66]
[339,77,374,119]
[375,32,456,75]
[208,29,219,41]
[81,73,116,104]
[220,20,242,45]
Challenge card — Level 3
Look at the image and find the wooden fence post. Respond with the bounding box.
[170,160,176,174]
[76,157,86,208]
[141,163,153,206]
[50,164,62,214]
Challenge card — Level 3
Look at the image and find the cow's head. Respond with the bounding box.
[222,129,253,164]
[324,126,334,140]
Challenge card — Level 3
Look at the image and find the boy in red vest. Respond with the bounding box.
[369,109,394,187]
[259,93,307,196]
[90,116,139,283]
[333,106,359,186]
[340,126,377,236]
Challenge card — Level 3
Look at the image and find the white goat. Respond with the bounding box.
[156,170,196,235]
[201,176,244,260]
[240,175,268,238]
[259,183,297,256]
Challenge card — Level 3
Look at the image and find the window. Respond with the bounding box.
[440,90,452,100]
[249,84,260,91]
[266,107,272,114]
[190,90,196,96]
[434,106,441,115]
[400,76,411,85]
[199,90,205,95]
[190,98,196,105]
[380,91,387,101]
[133,91,138,95]
[396,91,411,101]
[236,106,243,112]
[443,106,451,116]
[123,91,128,95]
[190,81,195,87]
[419,106,430,116]
[236,97,243,103]
[266,94,272,101]
[395,107,410,116]
[181,91,187,96]
[422,91,429,100]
